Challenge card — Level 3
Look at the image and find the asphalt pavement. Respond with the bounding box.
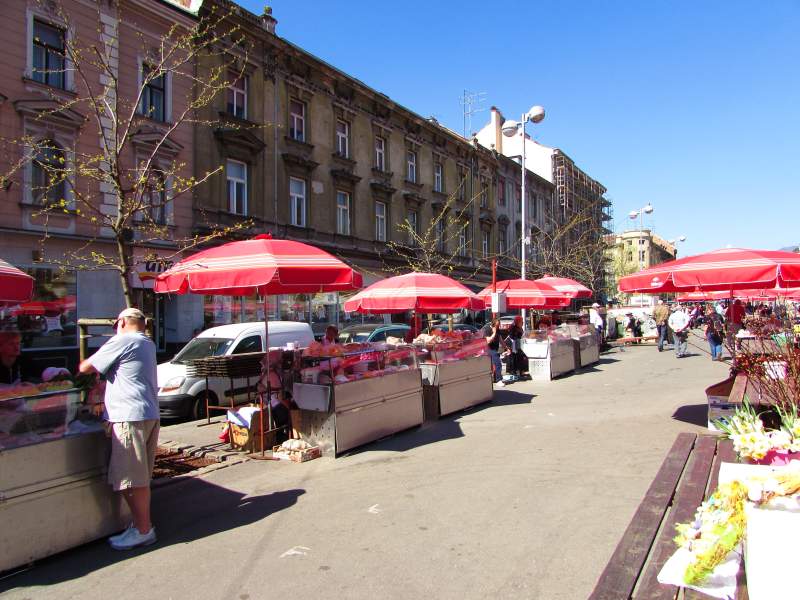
[1,338,728,600]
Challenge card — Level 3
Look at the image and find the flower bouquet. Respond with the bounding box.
[714,401,800,465]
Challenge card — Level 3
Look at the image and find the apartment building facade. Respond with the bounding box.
[0,0,200,368]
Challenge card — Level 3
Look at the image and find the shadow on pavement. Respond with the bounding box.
[0,479,305,593]
[344,391,534,456]
[672,403,708,427]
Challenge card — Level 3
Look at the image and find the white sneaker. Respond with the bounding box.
[495,381,505,387]
[108,523,134,544]
[110,526,157,550]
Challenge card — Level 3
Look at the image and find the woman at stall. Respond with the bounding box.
[0,330,27,387]
[504,316,527,381]
[322,325,339,346]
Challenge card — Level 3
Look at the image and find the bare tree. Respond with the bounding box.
[0,1,253,307]
[381,177,488,279]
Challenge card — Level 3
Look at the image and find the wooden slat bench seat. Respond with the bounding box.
[590,433,748,600]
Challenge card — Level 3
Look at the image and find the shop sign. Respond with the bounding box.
[130,250,175,290]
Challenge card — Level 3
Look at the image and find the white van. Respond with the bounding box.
[157,321,313,420]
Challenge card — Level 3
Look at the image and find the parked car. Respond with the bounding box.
[157,321,314,420]
[337,323,411,344]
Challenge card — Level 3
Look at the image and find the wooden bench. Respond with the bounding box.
[590,433,748,600]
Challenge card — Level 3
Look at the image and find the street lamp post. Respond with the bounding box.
[668,235,687,259]
[502,105,545,330]
[628,203,653,306]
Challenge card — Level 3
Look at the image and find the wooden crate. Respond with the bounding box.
[272,444,321,463]
[230,422,279,453]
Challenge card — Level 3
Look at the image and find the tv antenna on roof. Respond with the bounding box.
[460,90,487,138]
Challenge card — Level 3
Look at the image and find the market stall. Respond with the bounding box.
[155,234,362,456]
[343,272,491,422]
[0,384,128,572]
[522,326,576,381]
[291,341,423,455]
[414,330,492,418]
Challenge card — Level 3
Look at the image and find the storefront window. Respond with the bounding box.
[1,267,78,350]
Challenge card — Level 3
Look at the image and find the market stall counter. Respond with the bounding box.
[0,385,129,572]
[292,342,423,456]
[566,323,600,368]
[414,331,492,419]
[522,326,577,381]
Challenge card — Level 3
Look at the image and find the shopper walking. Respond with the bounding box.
[483,318,505,387]
[504,316,527,381]
[704,306,724,361]
[78,308,160,551]
[653,299,670,352]
[725,298,746,348]
[589,303,604,343]
[668,306,691,358]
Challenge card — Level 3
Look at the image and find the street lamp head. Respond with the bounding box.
[526,105,545,123]
[628,210,639,220]
[501,120,520,137]
[643,203,654,214]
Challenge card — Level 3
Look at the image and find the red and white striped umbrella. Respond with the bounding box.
[343,272,484,314]
[676,287,800,302]
[154,234,362,296]
[618,248,800,293]
[477,279,571,309]
[0,259,35,307]
[535,275,592,299]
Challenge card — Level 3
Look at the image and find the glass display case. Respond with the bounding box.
[0,385,103,450]
[565,323,600,368]
[414,334,492,419]
[522,326,577,380]
[0,386,129,572]
[292,343,423,455]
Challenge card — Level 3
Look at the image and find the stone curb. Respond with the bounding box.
[152,440,251,490]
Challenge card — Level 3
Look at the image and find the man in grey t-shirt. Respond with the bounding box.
[79,307,159,550]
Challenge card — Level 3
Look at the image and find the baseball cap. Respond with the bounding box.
[117,307,146,320]
[591,302,600,308]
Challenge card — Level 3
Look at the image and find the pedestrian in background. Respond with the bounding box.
[483,318,505,387]
[704,306,724,361]
[504,316,527,381]
[653,299,670,352]
[78,308,159,551]
[725,299,746,348]
[668,305,691,358]
[589,303,604,343]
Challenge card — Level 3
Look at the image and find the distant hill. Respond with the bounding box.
[780,245,800,253]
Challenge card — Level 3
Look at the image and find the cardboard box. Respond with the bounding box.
[229,421,278,453]
[271,444,321,462]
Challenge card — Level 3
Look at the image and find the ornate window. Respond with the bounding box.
[375,201,386,242]
[289,177,306,227]
[434,162,443,192]
[335,120,349,158]
[336,190,350,235]
[140,64,167,122]
[144,170,167,225]
[406,151,416,182]
[32,20,65,89]
[289,99,305,141]
[374,136,385,171]
[31,140,66,206]
[226,159,247,215]
[227,69,247,119]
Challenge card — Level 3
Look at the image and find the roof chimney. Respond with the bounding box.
[490,106,504,154]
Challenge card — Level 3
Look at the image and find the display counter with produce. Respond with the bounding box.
[414,330,492,419]
[0,384,129,572]
[291,342,424,455]
[522,326,577,380]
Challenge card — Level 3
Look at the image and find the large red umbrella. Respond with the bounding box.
[535,275,592,299]
[343,272,484,314]
[154,234,362,295]
[618,248,800,293]
[477,279,571,309]
[0,259,35,307]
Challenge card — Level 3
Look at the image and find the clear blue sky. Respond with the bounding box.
[246,0,800,256]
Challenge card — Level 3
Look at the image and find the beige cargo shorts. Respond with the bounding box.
[108,420,160,491]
